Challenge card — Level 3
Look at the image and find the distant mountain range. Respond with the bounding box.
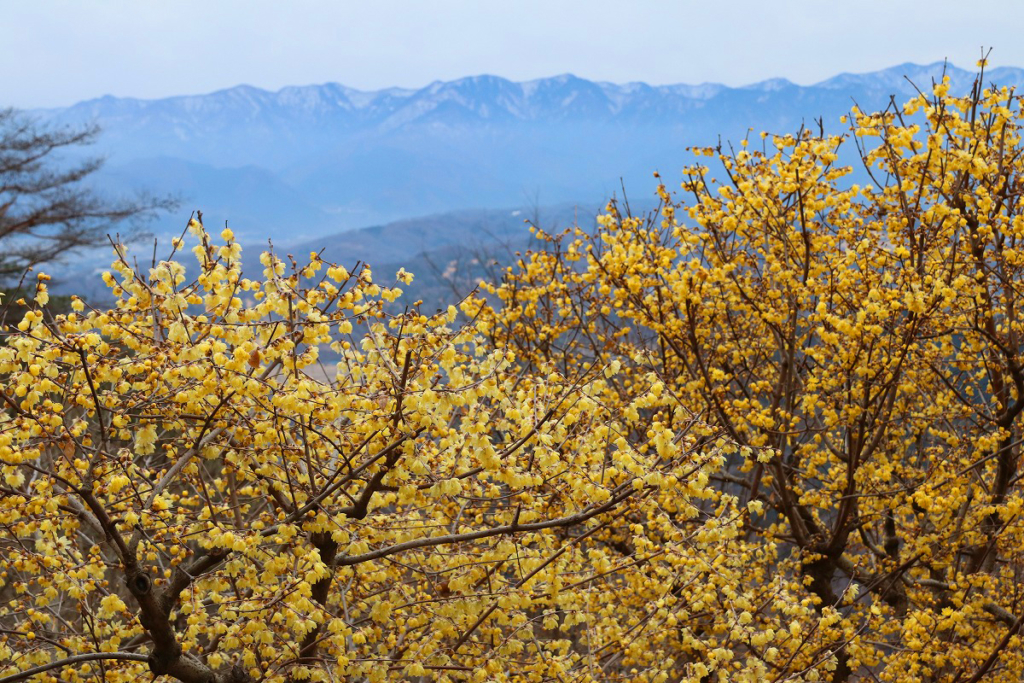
[35,61,1024,248]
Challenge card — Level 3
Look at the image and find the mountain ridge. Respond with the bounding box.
[31,61,1024,241]
[42,60,1013,118]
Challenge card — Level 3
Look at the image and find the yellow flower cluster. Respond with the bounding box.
[0,218,749,682]
[9,76,1024,683]
[466,78,1024,682]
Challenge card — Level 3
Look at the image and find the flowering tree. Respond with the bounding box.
[468,67,1024,682]
[0,219,770,683]
[10,65,1024,683]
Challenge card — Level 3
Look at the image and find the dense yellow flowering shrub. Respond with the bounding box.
[468,69,1024,682]
[0,218,800,683]
[10,67,1024,683]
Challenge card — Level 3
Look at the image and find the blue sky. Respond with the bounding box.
[5,0,1022,107]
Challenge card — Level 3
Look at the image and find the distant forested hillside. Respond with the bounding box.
[49,202,632,312]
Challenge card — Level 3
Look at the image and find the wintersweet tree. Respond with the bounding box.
[468,65,1024,682]
[0,218,801,683]
[11,68,1024,683]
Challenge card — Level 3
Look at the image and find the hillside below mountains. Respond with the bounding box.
[36,61,1023,247]
[48,202,618,309]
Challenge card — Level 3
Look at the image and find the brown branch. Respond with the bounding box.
[0,652,149,683]
[336,483,638,567]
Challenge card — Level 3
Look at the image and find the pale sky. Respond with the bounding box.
[5,0,1022,108]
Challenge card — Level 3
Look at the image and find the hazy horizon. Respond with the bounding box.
[6,0,1022,108]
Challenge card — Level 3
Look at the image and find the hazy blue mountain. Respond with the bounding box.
[34,61,1023,247]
